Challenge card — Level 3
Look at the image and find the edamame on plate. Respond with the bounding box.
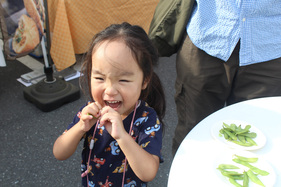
[214,150,276,187]
[211,120,266,150]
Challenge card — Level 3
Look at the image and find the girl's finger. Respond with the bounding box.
[100,106,113,116]
[81,113,94,120]
[86,102,102,118]
[94,101,102,111]
[99,111,110,126]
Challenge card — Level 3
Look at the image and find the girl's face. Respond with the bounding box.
[91,40,148,119]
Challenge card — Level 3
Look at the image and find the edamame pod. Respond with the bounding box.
[246,170,265,187]
[87,113,97,118]
[234,154,258,163]
[222,123,236,133]
[246,137,257,146]
[229,178,243,187]
[221,170,242,176]
[220,129,229,139]
[228,174,244,180]
[220,172,244,180]
[218,164,240,169]
[232,141,253,147]
[243,171,249,187]
[237,135,246,144]
[223,122,231,129]
[240,132,257,138]
[236,125,251,134]
[223,129,237,141]
[232,159,269,176]
[230,123,237,131]
[237,125,243,132]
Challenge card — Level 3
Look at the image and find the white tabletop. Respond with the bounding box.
[168,96,281,187]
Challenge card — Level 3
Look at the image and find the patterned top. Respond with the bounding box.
[66,100,163,187]
[187,0,281,66]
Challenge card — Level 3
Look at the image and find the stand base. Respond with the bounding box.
[23,76,80,112]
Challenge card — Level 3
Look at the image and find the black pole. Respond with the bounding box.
[23,0,80,112]
[43,0,54,82]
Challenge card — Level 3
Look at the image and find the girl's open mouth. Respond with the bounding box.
[105,100,121,109]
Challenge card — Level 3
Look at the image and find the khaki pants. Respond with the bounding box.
[172,34,281,155]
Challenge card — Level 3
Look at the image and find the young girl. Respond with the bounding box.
[53,22,166,187]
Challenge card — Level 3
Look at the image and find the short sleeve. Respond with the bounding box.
[135,107,163,162]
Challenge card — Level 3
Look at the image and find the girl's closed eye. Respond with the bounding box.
[94,77,104,81]
[94,77,104,83]
[119,79,130,82]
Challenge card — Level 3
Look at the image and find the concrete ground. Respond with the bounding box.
[0,54,178,186]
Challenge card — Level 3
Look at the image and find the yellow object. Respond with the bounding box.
[48,0,159,71]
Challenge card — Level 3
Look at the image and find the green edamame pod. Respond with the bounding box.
[246,137,257,146]
[228,175,244,180]
[237,135,246,144]
[218,164,240,169]
[222,123,236,133]
[236,125,251,134]
[246,170,265,187]
[220,129,229,139]
[230,123,237,131]
[240,132,257,138]
[237,125,243,132]
[243,171,249,187]
[250,167,269,176]
[232,159,269,176]
[232,141,253,147]
[229,178,243,187]
[220,172,244,180]
[221,170,242,176]
[234,154,258,163]
[223,129,237,141]
[87,113,97,118]
[223,122,231,129]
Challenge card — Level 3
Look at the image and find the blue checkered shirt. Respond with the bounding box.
[187,0,281,66]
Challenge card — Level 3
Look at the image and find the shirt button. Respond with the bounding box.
[242,18,246,21]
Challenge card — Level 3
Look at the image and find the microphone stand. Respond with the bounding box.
[23,0,80,112]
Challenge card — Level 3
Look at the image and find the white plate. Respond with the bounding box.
[211,120,266,150]
[214,150,276,187]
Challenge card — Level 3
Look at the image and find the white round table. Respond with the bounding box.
[168,96,281,186]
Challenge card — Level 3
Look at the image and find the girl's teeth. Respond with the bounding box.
[106,101,120,109]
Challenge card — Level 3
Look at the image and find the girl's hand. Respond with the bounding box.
[99,106,125,140]
[79,102,102,132]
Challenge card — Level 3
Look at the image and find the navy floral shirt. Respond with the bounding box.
[66,100,163,187]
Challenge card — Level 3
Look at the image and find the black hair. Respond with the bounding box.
[80,22,166,126]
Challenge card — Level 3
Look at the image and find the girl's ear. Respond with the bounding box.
[142,78,149,90]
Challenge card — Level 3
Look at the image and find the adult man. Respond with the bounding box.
[172,1,281,155]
